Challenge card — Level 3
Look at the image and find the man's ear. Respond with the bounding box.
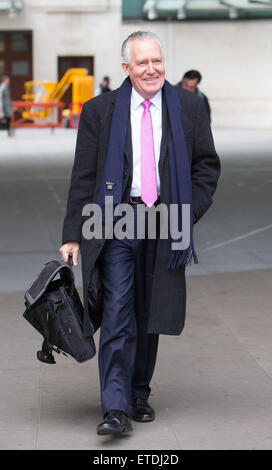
[121,62,130,76]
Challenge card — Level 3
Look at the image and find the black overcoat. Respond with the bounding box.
[62,85,221,336]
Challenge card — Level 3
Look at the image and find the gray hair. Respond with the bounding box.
[121,31,163,64]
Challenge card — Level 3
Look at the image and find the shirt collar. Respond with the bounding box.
[131,87,162,111]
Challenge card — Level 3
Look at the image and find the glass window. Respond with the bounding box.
[11,33,30,52]
[0,34,4,53]
[11,61,29,76]
[0,60,5,75]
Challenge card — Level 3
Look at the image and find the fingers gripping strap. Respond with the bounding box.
[24,260,74,306]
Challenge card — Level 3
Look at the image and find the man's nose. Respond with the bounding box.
[146,62,155,74]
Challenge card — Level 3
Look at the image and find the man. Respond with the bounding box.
[0,75,12,135]
[176,70,211,122]
[60,31,220,436]
[95,75,111,96]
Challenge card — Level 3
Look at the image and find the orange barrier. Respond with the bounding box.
[11,101,64,128]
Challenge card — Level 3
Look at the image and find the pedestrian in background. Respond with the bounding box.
[95,76,111,96]
[0,75,12,135]
[176,70,211,122]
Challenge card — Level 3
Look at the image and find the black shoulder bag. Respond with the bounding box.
[23,256,96,364]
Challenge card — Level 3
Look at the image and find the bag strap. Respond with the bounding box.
[24,256,74,307]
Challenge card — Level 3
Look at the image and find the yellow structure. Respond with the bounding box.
[22,68,94,122]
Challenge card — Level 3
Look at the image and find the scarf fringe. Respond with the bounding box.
[168,246,198,270]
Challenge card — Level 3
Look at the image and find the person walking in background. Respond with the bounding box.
[95,76,111,96]
[60,31,220,436]
[0,75,12,135]
[176,70,211,122]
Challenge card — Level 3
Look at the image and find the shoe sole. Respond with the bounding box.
[97,423,133,436]
[131,415,155,423]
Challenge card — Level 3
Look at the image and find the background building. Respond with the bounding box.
[0,0,272,128]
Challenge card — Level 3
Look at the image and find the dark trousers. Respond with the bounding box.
[0,117,11,136]
[98,203,160,418]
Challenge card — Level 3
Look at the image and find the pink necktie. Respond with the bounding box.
[140,100,158,208]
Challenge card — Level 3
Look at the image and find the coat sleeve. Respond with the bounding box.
[62,101,99,244]
[2,87,12,117]
[191,97,221,223]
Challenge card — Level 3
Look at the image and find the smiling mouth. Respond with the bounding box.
[144,77,159,82]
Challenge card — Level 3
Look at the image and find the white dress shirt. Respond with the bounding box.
[130,87,162,197]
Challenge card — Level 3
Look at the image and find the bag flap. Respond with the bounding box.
[24,260,74,307]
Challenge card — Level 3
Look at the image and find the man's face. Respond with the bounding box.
[122,38,165,99]
[181,78,198,94]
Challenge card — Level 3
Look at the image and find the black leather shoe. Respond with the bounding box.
[97,410,133,436]
[131,398,155,422]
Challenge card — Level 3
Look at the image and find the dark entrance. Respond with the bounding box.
[0,31,33,101]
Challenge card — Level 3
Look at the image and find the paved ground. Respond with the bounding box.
[0,127,271,449]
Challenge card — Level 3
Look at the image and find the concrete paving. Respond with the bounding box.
[0,127,272,449]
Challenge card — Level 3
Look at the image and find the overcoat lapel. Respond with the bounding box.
[122,120,133,200]
[124,119,132,177]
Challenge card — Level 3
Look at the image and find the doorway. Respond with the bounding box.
[0,31,33,101]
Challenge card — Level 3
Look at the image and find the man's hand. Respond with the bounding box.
[60,241,80,266]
